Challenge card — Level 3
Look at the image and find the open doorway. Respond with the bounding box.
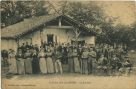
[47,34,54,44]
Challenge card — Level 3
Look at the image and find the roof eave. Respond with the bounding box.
[1,37,15,39]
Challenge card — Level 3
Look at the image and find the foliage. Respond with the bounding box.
[61,2,105,29]
[1,1,48,28]
[1,1,135,48]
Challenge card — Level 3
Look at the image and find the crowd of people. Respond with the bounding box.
[1,41,133,76]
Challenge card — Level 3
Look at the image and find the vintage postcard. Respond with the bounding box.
[1,0,136,89]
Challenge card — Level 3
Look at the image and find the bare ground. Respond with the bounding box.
[2,74,136,89]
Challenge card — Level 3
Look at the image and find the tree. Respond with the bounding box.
[66,2,105,44]
[129,21,136,49]
[47,1,118,45]
[1,1,48,28]
[67,2,105,27]
[96,17,117,44]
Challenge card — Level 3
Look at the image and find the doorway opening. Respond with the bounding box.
[47,34,54,45]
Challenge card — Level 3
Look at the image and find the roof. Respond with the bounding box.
[1,14,96,39]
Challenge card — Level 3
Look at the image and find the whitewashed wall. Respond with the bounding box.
[19,30,41,46]
[1,27,95,51]
[19,34,32,46]
[79,36,95,45]
[41,28,95,45]
[32,31,41,46]
[42,28,75,43]
[1,39,17,51]
[18,28,76,47]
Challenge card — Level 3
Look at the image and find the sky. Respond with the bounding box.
[50,1,136,26]
[98,1,136,25]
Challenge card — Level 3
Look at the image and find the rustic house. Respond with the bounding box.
[1,14,96,51]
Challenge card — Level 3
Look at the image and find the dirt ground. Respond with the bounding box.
[2,74,136,89]
[1,51,136,89]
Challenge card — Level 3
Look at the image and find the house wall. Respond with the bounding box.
[42,28,75,43]
[1,39,17,51]
[79,36,95,45]
[2,27,95,51]
[41,27,95,45]
[19,30,41,46]
[18,27,95,47]
[18,27,75,47]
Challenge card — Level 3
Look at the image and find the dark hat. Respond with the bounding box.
[9,49,12,51]
[11,50,15,52]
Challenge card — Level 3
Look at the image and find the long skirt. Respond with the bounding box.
[82,58,88,74]
[24,58,32,74]
[16,58,25,74]
[68,58,74,73]
[9,58,17,74]
[3,58,8,66]
[73,57,80,73]
[92,61,98,75]
[46,57,54,73]
[39,58,47,74]
[88,58,92,74]
[55,59,63,74]
[32,58,40,74]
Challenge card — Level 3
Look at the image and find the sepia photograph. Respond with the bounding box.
[1,0,136,89]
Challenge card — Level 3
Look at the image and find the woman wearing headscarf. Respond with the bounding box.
[45,48,54,74]
[8,50,17,74]
[110,54,121,75]
[123,56,132,75]
[16,49,25,74]
[68,47,74,73]
[24,49,32,74]
[2,50,9,67]
[88,47,97,74]
[81,47,89,74]
[97,54,108,75]
[38,48,47,74]
[108,46,114,60]
[54,48,63,74]
[77,44,83,73]
[72,48,80,73]
[32,49,40,74]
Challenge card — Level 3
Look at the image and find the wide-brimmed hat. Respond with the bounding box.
[11,50,15,52]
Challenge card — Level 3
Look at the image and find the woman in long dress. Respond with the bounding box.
[24,49,32,74]
[8,50,17,74]
[45,48,54,74]
[32,50,40,74]
[54,48,63,74]
[38,49,47,74]
[68,47,74,73]
[97,54,108,75]
[81,48,89,74]
[16,49,25,75]
[88,48,97,74]
[72,48,80,73]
